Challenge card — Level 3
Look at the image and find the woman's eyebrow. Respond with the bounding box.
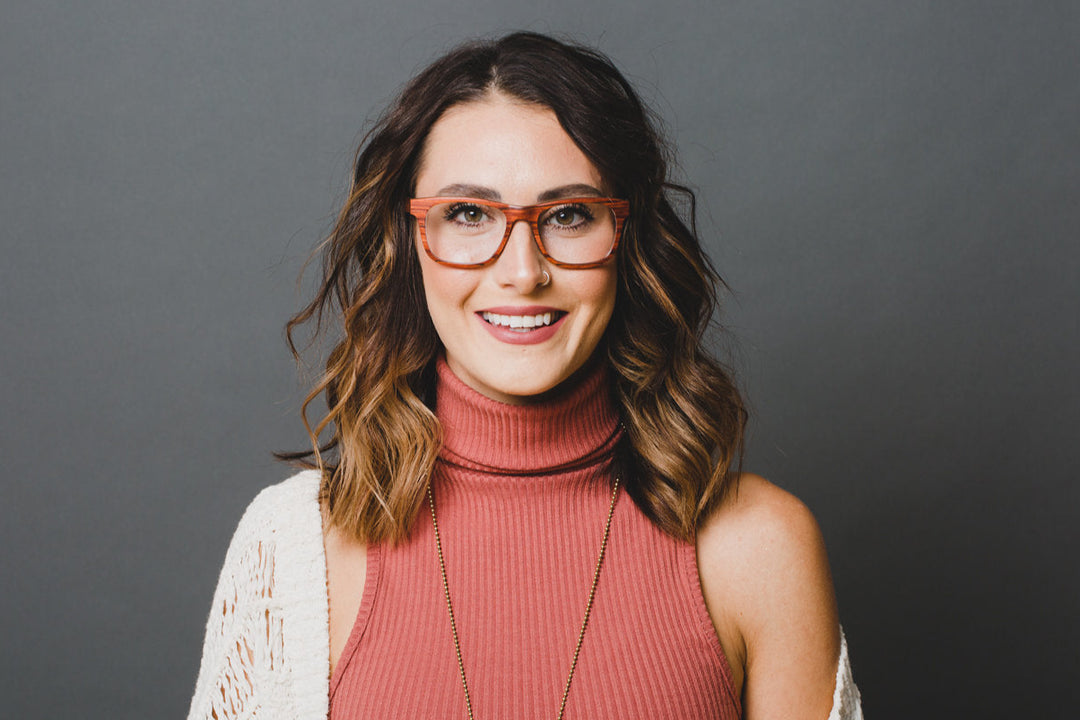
[537,184,605,201]
[435,183,500,200]
[431,183,606,202]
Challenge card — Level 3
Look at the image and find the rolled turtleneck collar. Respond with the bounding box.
[434,355,622,475]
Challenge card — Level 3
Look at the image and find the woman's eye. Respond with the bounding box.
[546,204,595,228]
[446,203,490,225]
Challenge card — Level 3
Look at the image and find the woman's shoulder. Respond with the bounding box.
[697,472,838,627]
[696,474,840,714]
[220,469,322,546]
[237,468,323,528]
[697,473,830,565]
[220,469,327,597]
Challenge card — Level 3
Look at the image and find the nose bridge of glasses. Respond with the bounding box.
[500,213,546,264]
[500,204,543,242]
[500,204,545,252]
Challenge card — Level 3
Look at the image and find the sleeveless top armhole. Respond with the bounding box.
[680,537,742,715]
[329,541,383,699]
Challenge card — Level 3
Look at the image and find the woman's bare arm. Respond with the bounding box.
[698,474,841,719]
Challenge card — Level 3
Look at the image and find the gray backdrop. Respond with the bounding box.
[2,1,1076,718]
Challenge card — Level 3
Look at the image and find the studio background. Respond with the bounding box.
[2,1,1076,718]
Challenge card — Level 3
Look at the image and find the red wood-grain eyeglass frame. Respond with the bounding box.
[408,196,631,269]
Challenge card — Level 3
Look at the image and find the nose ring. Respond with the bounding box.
[540,270,551,287]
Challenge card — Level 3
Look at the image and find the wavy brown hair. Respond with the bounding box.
[280,32,746,544]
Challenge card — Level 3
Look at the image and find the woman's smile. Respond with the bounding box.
[476,305,567,345]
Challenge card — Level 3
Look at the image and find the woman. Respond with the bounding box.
[188,32,862,719]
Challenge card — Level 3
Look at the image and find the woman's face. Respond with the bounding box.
[413,94,617,404]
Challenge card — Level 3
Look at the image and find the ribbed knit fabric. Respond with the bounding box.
[329,357,741,719]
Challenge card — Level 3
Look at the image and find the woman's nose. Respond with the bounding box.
[493,219,548,292]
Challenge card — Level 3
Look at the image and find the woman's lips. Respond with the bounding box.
[475,306,566,344]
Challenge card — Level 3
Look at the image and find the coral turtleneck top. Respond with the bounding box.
[328,358,741,719]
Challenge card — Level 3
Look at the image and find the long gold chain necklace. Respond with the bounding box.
[426,475,620,720]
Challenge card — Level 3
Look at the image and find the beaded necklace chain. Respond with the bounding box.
[426,476,620,720]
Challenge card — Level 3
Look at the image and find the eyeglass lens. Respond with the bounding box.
[424,200,617,266]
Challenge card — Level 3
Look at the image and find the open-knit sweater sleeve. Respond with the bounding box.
[187,470,862,719]
[187,470,329,720]
[828,629,864,720]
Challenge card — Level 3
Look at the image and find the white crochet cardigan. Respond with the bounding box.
[187,471,864,719]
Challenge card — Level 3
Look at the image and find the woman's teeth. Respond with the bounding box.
[481,311,555,331]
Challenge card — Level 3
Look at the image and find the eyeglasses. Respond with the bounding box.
[408,196,630,269]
